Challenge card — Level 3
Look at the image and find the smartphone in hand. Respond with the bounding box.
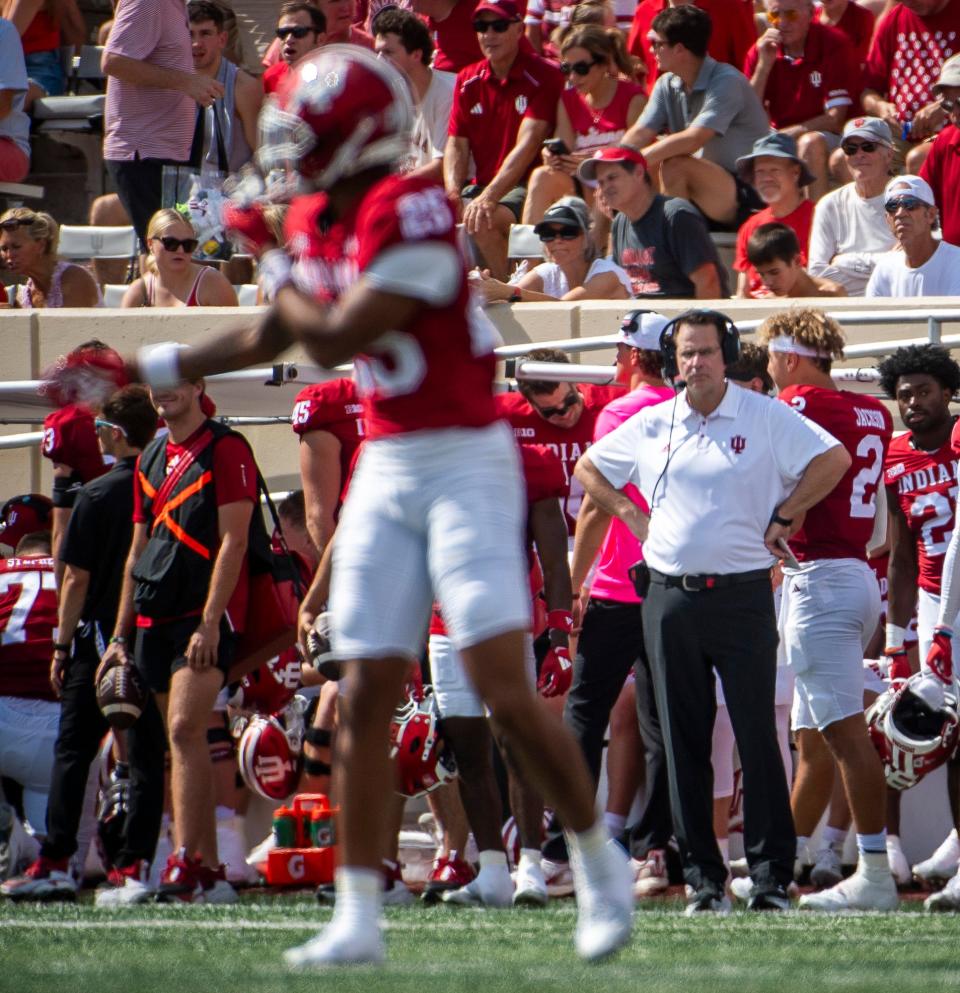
[543,138,570,156]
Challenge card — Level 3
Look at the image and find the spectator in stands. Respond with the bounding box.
[920,54,960,247]
[866,175,960,297]
[262,3,327,96]
[121,209,238,307]
[521,24,645,224]
[808,117,898,295]
[734,131,814,298]
[745,222,846,297]
[188,1,261,167]
[2,0,85,109]
[0,16,29,182]
[0,208,102,307]
[444,0,563,280]
[315,0,373,45]
[620,5,770,231]
[860,0,960,175]
[726,340,774,393]
[744,0,855,203]
[373,7,454,182]
[102,0,225,252]
[410,0,482,73]
[473,196,632,302]
[813,0,874,67]
[580,145,728,298]
[627,0,756,97]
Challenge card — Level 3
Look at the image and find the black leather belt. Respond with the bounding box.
[648,567,770,592]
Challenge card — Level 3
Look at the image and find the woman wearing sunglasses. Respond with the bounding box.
[474,195,631,302]
[521,25,645,224]
[121,208,238,308]
[0,208,101,308]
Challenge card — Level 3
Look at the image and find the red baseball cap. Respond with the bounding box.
[41,405,107,483]
[578,146,648,183]
[474,0,522,20]
[0,494,53,549]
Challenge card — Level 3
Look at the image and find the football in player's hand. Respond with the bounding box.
[96,662,147,730]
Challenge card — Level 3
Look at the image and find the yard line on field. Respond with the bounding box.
[0,917,558,932]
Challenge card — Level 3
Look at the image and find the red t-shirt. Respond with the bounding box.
[430,0,482,73]
[449,49,563,186]
[743,21,854,129]
[495,384,623,534]
[734,199,815,297]
[778,385,892,562]
[628,0,756,95]
[133,426,258,629]
[561,78,646,151]
[814,0,875,67]
[262,60,290,95]
[884,427,959,595]
[920,124,960,247]
[291,378,365,512]
[41,404,107,483]
[0,555,57,701]
[864,0,960,128]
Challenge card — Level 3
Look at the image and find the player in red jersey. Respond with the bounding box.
[0,530,58,870]
[495,348,622,538]
[127,47,631,967]
[760,309,895,912]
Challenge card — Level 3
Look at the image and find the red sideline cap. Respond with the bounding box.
[578,146,648,184]
[474,0,521,19]
[200,391,217,417]
[0,494,53,549]
[41,405,107,483]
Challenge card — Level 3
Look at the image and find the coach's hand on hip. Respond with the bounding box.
[574,456,649,542]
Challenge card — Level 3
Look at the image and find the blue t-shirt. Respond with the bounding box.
[0,18,30,157]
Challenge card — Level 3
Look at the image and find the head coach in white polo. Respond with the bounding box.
[575,309,850,914]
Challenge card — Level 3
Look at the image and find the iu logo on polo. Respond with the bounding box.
[730,435,746,454]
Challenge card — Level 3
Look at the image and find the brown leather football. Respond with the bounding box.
[96,663,147,730]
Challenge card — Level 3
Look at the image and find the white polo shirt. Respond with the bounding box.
[585,382,840,576]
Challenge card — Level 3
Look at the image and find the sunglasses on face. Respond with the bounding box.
[276,24,314,38]
[841,140,879,156]
[534,391,579,419]
[767,8,801,23]
[539,227,580,242]
[94,418,128,437]
[884,196,927,214]
[560,58,601,76]
[0,216,34,230]
[473,17,514,33]
[153,235,199,253]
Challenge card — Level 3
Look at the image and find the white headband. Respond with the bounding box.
[767,334,833,359]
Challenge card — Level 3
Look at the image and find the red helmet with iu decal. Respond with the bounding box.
[389,690,457,798]
[258,44,414,195]
[238,714,302,800]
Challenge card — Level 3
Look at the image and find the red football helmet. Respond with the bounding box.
[0,493,53,549]
[236,648,302,714]
[40,344,129,409]
[389,690,457,799]
[866,672,960,790]
[238,713,302,800]
[258,44,414,195]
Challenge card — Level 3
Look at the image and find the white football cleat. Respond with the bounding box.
[512,858,548,907]
[442,868,513,908]
[798,863,897,911]
[542,858,575,897]
[573,840,633,962]
[284,923,385,968]
[886,838,912,888]
[631,849,669,898]
[728,876,752,904]
[809,847,843,890]
[924,870,960,911]
[913,829,960,887]
[95,861,154,907]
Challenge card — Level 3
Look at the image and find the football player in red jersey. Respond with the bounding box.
[128,47,632,966]
[760,308,896,912]
[0,529,58,876]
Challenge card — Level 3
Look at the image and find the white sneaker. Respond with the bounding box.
[382,880,414,906]
[245,832,276,878]
[201,879,239,904]
[284,922,385,968]
[631,849,669,898]
[512,858,548,907]
[798,864,898,911]
[95,862,154,907]
[886,838,912,888]
[572,840,634,962]
[541,858,575,897]
[217,817,258,885]
[809,847,843,890]
[0,803,29,881]
[442,868,513,908]
[684,889,731,916]
[913,829,960,887]
[729,876,752,904]
[924,870,960,911]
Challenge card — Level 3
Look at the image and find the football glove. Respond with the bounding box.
[926,626,954,685]
[538,646,572,698]
[883,645,911,684]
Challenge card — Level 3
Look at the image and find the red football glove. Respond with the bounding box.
[925,627,954,685]
[222,200,277,259]
[883,646,911,684]
[538,646,572,698]
[40,346,131,409]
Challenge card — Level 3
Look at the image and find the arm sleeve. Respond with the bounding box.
[636,79,669,134]
[447,70,471,138]
[806,198,838,275]
[938,500,960,628]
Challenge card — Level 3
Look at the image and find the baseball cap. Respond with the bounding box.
[474,0,521,19]
[884,175,936,207]
[0,494,53,549]
[532,199,590,238]
[41,405,107,483]
[934,53,960,91]
[842,117,893,148]
[578,146,648,183]
[735,131,815,188]
[602,310,671,351]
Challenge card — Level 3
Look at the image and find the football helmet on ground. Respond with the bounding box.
[389,690,457,798]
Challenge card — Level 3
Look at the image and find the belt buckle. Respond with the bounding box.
[681,574,702,592]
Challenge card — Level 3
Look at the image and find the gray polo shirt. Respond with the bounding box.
[0,18,29,157]
[637,56,771,176]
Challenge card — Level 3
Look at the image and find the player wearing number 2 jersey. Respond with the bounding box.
[129,46,632,968]
[761,309,896,913]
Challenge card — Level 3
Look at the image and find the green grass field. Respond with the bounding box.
[3,894,960,993]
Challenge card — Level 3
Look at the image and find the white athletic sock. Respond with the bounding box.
[795,835,810,862]
[567,820,611,884]
[821,825,848,852]
[478,850,509,872]
[860,850,890,875]
[332,867,382,928]
[857,830,887,856]
[717,836,729,867]
[518,847,542,870]
[603,812,626,838]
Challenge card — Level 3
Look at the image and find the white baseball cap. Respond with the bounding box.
[603,310,671,351]
[884,175,936,207]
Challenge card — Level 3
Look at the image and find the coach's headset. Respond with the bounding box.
[658,308,741,387]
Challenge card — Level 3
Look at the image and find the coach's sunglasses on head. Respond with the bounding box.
[841,140,879,156]
[473,17,514,33]
[539,227,580,242]
[560,57,602,76]
[276,25,314,39]
[884,196,927,214]
[153,235,199,253]
[534,390,579,419]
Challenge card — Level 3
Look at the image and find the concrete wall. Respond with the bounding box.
[3,298,959,494]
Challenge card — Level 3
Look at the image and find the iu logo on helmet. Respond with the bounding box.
[730,435,746,454]
[255,754,295,785]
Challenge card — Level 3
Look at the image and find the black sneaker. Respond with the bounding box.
[684,887,731,916]
[747,881,791,911]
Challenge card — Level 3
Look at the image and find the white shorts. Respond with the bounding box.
[331,421,532,661]
[429,631,536,718]
[0,695,60,833]
[917,587,960,665]
[782,558,881,731]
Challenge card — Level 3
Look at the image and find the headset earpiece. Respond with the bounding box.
[658,309,740,387]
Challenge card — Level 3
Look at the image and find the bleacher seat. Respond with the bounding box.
[236,284,259,306]
[0,182,45,207]
[102,283,261,307]
[59,225,138,262]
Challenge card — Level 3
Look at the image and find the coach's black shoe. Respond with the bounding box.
[747,881,791,911]
[684,886,731,916]
[315,882,336,905]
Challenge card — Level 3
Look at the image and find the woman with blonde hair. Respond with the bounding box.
[122,208,238,308]
[0,207,101,308]
[522,24,645,224]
